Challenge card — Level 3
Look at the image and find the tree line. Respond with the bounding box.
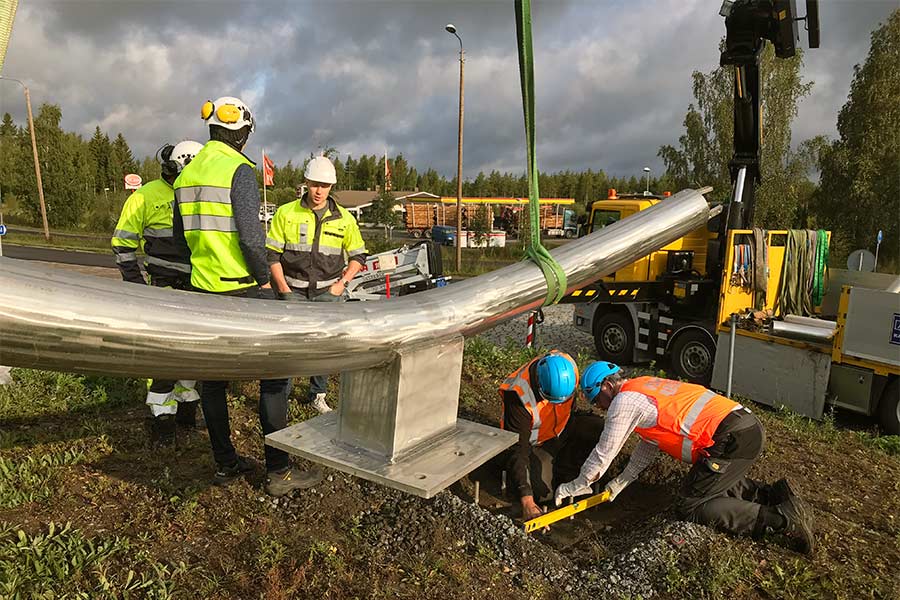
[0,11,896,266]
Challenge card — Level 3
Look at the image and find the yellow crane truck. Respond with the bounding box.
[565,1,899,432]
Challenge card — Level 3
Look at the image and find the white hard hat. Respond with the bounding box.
[200,96,255,132]
[304,156,337,185]
[170,140,204,172]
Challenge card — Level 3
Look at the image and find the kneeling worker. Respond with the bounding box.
[499,350,605,521]
[555,363,816,554]
[111,140,204,445]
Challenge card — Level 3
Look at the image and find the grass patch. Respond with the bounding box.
[0,369,143,421]
[0,450,84,509]
[0,521,187,599]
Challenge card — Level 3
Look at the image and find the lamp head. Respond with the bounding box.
[445,23,457,34]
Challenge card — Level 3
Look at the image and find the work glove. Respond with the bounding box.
[278,291,300,302]
[554,476,592,507]
[604,475,634,502]
[258,287,277,300]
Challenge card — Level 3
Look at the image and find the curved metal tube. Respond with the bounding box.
[0,189,710,379]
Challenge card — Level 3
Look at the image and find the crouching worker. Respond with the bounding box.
[499,350,605,521]
[555,363,816,554]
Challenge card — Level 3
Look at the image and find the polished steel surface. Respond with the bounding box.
[783,314,836,331]
[0,189,710,380]
[267,412,518,498]
[770,320,834,343]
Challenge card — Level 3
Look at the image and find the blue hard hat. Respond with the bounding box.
[581,361,621,404]
[536,353,577,403]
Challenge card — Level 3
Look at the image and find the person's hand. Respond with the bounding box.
[258,287,277,300]
[277,291,299,301]
[521,497,544,522]
[554,477,592,507]
[604,475,633,502]
[328,280,347,296]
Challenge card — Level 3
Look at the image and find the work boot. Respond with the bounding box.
[770,478,795,505]
[265,467,323,497]
[311,393,332,415]
[175,401,200,429]
[146,415,176,448]
[213,455,255,486]
[777,493,816,555]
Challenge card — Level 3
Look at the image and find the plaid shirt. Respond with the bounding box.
[579,390,661,484]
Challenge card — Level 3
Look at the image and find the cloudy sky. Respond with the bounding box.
[1,0,895,180]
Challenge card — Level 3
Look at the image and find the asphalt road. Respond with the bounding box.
[1,244,116,268]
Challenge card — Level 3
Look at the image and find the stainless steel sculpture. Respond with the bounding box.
[0,189,710,378]
[0,188,711,497]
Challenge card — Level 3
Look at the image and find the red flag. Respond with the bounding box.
[263,154,275,186]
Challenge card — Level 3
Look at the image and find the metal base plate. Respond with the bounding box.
[266,413,517,498]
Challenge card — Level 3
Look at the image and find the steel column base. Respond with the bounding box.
[266,412,517,498]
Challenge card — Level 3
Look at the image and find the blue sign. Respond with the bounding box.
[877,230,883,244]
[892,313,900,346]
[0,224,6,236]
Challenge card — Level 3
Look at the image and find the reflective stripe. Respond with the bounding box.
[145,256,191,273]
[681,438,693,462]
[507,373,541,445]
[678,389,718,462]
[284,242,312,252]
[175,185,232,204]
[113,228,140,241]
[266,237,285,250]
[182,214,237,232]
[680,390,717,436]
[144,227,173,238]
[346,245,366,256]
[115,252,137,264]
[317,244,343,256]
[285,276,338,289]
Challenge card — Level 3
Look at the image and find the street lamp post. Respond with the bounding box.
[0,76,50,240]
[446,23,464,270]
[643,166,651,196]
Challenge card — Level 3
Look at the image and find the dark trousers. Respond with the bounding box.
[199,285,291,473]
[524,413,606,503]
[678,409,772,536]
[147,271,192,396]
[292,287,345,400]
[201,378,291,472]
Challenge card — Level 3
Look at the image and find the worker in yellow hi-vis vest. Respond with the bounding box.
[111,140,203,447]
[173,96,321,497]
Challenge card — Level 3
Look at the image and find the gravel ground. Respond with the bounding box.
[267,472,712,599]
[476,304,597,358]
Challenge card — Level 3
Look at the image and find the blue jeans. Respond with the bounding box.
[293,287,345,400]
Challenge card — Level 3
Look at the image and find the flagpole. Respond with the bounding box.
[262,148,268,217]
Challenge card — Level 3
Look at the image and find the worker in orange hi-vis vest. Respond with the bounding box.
[498,351,605,522]
[555,362,816,555]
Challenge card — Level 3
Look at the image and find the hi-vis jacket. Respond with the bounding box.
[174,140,256,293]
[622,377,737,463]
[265,194,367,290]
[111,178,191,284]
[499,351,578,446]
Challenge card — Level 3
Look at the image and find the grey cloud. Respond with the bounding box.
[4,0,897,184]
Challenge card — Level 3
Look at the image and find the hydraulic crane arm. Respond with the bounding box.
[719,0,819,231]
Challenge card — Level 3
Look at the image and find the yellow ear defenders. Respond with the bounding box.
[200,99,252,128]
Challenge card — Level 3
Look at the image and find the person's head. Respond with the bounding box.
[580,361,623,409]
[535,352,577,404]
[201,96,254,151]
[158,140,204,184]
[304,156,337,207]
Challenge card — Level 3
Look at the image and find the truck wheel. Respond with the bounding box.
[424,229,432,239]
[878,378,900,435]
[669,329,715,385]
[593,312,634,363]
[412,230,422,239]
[564,229,575,239]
